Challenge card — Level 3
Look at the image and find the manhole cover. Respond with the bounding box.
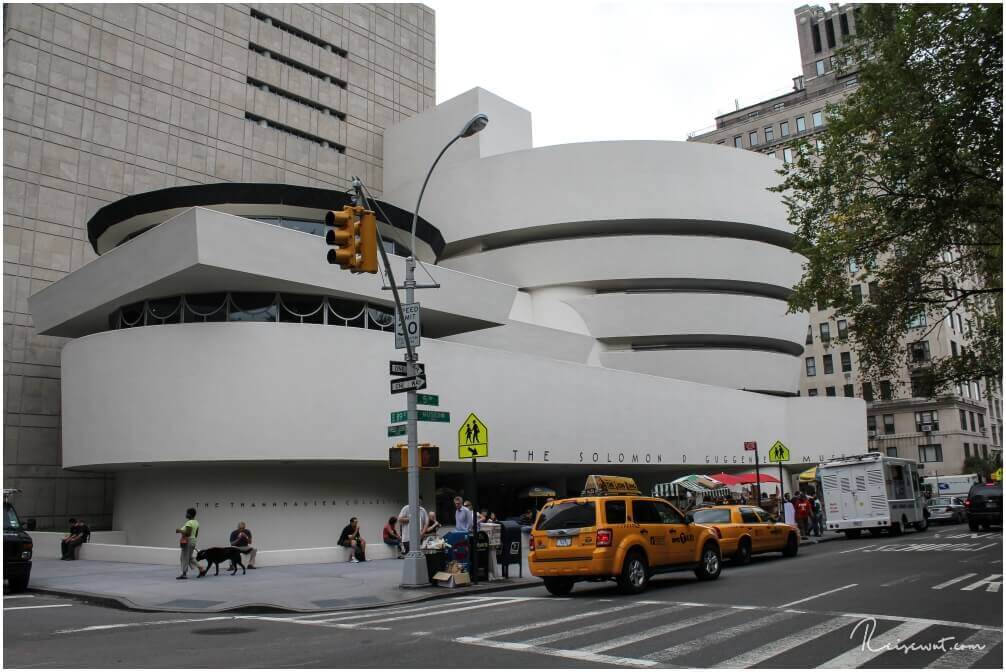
[190,627,256,636]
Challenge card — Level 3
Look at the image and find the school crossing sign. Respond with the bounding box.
[458,413,488,459]
[768,440,791,463]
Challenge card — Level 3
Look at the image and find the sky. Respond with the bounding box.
[425,0,805,147]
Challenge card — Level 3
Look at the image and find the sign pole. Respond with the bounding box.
[754,447,762,503]
[471,457,479,585]
[779,460,785,499]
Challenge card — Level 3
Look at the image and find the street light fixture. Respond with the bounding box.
[400,112,489,588]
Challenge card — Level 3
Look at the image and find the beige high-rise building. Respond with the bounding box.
[690,3,1002,477]
[3,3,435,528]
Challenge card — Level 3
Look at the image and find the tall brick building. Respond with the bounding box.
[3,3,435,528]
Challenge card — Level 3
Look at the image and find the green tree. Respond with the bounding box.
[962,452,1001,482]
[776,4,1002,393]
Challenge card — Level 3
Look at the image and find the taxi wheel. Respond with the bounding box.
[617,550,649,594]
[733,539,752,565]
[782,533,799,557]
[694,543,721,581]
[543,578,575,596]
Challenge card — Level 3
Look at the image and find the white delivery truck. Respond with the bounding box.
[818,453,928,538]
[922,473,979,500]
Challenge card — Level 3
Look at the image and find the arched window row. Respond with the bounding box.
[109,293,399,333]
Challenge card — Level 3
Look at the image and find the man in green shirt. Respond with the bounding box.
[176,508,204,579]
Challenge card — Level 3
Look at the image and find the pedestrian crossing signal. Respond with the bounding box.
[389,443,439,470]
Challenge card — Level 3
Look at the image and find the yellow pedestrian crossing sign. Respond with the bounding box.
[458,412,488,459]
[768,440,790,463]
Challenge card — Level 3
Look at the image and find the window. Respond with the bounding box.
[868,281,879,300]
[826,386,836,397]
[808,388,818,397]
[806,325,813,345]
[692,509,731,524]
[982,444,988,458]
[840,13,850,36]
[764,126,774,142]
[536,501,596,530]
[796,116,807,133]
[734,136,742,148]
[845,77,858,88]
[840,352,852,372]
[805,357,817,376]
[863,382,874,401]
[964,442,970,458]
[603,500,626,524]
[867,416,877,433]
[819,322,831,344]
[852,285,863,305]
[909,341,931,363]
[739,508,760,524]
[811,23,822,53]
[632,500,662,525]
[883,414,896,434]
[749,130,758,146]
[815,59,826,76]
[915,410,939,432]
[911,374,934,399]
[837,319,848,339]
[951,341,958,356]
[768,151,777,159]
[886,447,898,458]
[812,111,824,128]
[783,148,794,163]
[969,412,976,432]
[979,414,985,431]
[823,354,834,375]
[880,380,893,400]
[918,444,943,463]
[825,18,836,48]
[780,120,790,137]
[960,409,968,430]
[908,312,926,328]
[956,314,964,332]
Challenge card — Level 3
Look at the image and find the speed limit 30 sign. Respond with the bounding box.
[395,302,421,350]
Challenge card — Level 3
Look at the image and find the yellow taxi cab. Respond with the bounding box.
[689,505,799,564]
[528,476,723,596]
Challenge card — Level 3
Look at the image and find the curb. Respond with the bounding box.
[800,534,845,545]
[29,576,541,615]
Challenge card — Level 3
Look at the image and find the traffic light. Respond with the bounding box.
[357,210,378,274]
[388,443,439,470]
[325,205,359,269]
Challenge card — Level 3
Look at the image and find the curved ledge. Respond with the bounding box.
[86,183,445,257]
[602,334,806,357]
[593,279,793,302]
[441,219,795,258]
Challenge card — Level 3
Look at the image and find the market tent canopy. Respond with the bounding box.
[799,467,817,483]
[653,476,731,499]
[737,472,780,484]
[707,472,747,486]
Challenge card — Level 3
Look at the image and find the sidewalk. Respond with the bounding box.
[27,558,538,614]
[801,530,845,544]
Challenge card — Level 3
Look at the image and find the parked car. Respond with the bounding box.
[529,475,722,596]
[965,483,1003,531]
[925,496,966,524]
[691,505,799,564]
[3,494,33,592]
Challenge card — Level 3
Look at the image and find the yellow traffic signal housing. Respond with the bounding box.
[356,210,378,274]
[325,206,359,269]
[389,443,439,470]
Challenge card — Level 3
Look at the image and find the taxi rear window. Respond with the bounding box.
[536,502,597,530]
[692,509,731,524]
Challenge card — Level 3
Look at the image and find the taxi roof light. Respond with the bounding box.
[581,475,641,497]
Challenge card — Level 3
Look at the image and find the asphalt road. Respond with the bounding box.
[4,522,1002,669]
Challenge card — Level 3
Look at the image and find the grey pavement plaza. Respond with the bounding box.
[26,557,536,613]
[25,532,843,614]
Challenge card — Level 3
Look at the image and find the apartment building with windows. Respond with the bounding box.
[689,3,1002,478]
[3,3,435,528]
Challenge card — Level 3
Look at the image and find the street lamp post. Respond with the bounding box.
[400,113,489,588]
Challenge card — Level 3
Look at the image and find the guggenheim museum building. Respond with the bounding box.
[30,88,865,552]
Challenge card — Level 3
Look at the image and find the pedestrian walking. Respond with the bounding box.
[810,495,823,537]
[794,492,812,537]
[454,496,473,532]
[783,493,796,527]
[176,508,204,579]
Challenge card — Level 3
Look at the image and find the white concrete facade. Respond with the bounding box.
[31,88,867,551]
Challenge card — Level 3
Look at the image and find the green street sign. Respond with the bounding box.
[390,410,450,423]
[387,424,407,437]
[418,410,450,423]
[416,394,439,407]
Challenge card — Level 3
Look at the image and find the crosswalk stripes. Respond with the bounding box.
[932,573,978,589]
[521,603,699,647]
[467,602,640,642]
[817,620,933,668]
[927,629,1004,669]
[931,573,1002,592]
[643,609,801,662]
[712,615,860,668]
[577,607,742,654]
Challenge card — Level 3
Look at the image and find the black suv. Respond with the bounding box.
[4,499,33,592]
[965,482,1003,531]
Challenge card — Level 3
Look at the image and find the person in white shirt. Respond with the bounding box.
[783,493,797,527]
[397,497,428,554]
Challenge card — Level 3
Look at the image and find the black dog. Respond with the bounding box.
[195,547,246,576]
